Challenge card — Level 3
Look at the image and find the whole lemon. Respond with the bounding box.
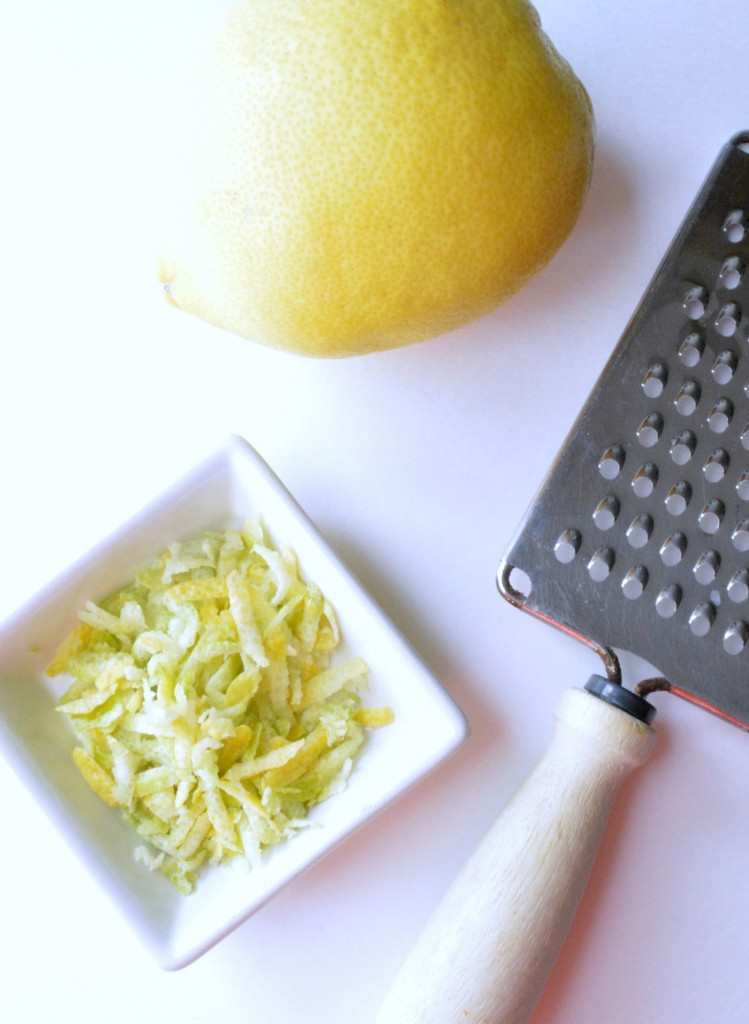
[159,0,594,357]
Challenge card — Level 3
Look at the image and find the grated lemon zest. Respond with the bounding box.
[49,520,393,893]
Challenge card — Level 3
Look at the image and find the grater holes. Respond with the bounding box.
[621,565,648,600]
[626,513,653,548]
[684,285,709,320]
[519,158,749,674]
[665,480,691,515]
[674,380,700,415]
[637,412,664,448]
[737,471,749,501]
[642,361,668,398]
[723,621,749,655]
[632,462,659,497]
[712,351,737,385]
[723,210,747,244]
[693,549,721,584]
[703,448,730,482]
[727,570,749,603]
[587,547,615,582]
[707,398,733,433]
[660,532,687,566]
[716,303,741,337]
[655,583,682,618]
[741,425,749,451]
[598,444,625,480]
[719,256,744,290]
[689,602,716,637]
[554,529,581,564]
[698,499,725,534]
[670,430,697,464]
[678,331,705,367]
[592,495,620,530]
[508,149,749,680]
[732,519,749,552]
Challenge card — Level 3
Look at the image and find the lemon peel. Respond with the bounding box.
[158,0,594,357]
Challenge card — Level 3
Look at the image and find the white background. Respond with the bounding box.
[2,1,749,1021]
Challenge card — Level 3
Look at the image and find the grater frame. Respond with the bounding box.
[498,131,749,727]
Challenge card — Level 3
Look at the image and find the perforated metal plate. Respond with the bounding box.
[499,133,749,726]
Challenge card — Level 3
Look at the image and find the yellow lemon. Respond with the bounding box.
[158,0,594,357]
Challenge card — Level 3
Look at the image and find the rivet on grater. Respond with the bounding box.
[703,448,730,482]
[632,462,659,497]
[660,532,687,566]
[723,620,749,655]
[689,602,716,636]
[621,565,648,600]
[693,549,721,584]
[727,569,749,603]
[655,583,682,618]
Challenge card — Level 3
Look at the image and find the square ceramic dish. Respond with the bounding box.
[0,435,468,969]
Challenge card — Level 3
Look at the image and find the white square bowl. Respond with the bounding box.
[0,435,468,969]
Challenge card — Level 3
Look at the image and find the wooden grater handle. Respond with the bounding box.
[375,685,656,1024]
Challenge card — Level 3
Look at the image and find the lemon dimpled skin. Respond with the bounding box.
[159,0,594,357]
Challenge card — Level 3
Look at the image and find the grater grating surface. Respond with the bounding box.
[499,132,749,726]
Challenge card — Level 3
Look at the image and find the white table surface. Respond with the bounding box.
[2,2,749,1021]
